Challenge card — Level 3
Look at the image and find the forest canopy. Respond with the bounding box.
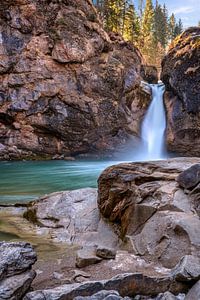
[92,0,183,66]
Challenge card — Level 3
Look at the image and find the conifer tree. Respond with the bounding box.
[174,19,183,36]
[141,0,154,39]
[123,3,140,43]
[169,13,176,40]
[140,0,155,64]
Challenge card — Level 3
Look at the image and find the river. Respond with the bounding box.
[0,160,118,204]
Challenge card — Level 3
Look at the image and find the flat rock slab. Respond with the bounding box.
[24,273,190,300]
[76,247,102,268]
[24,188,119,248]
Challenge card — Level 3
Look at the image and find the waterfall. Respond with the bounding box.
[137,82,167,161]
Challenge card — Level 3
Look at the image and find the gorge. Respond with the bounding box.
[0,0,200,299]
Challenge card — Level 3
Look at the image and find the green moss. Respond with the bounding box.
[23,208,41,226]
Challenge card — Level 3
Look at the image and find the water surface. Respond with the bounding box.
[0,160,115,204]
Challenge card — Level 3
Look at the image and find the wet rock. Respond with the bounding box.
[96,246,116,259]
[185,280,200,300]
[0,242,37,300]
[76,247,102,268]
[171,255,200,282]
[177,164,200,189]
[161,27,200,156]
[141,65,158,84]
[98,158,200,268]
[24,273,190,300]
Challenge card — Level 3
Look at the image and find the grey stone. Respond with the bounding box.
[177,164,200,189]
[96,246,116,259]
[172,255,200,282]
[155,291,177,300]
[0,242,36,300]
[185,280,200,300]
[0,241,37,280]
[0,270,36,300]
[76,247,102,268]
[24,188,118,248]
[74,290,120,299]
[24,273,189,300]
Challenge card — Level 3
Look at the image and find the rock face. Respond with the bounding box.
[0,0,149,160]
[161,27,200,156]
[0,241,37,299]
[98,158,200,268]
[141,65,158,84]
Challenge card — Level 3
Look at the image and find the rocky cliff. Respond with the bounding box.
[0,0,150,160]
[161,27,200,156]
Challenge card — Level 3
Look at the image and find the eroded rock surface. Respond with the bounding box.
[161,27,200,156]
[98,158,200,268]
[24,273,189,300]
[0,241,37,299]
[0,0,150,160]
[24,187,119,247]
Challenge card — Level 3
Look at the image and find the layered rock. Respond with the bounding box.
[161,27,200,156]
[98,158,200,268]
[0,0,150,160]
[24,272,189,300]
[0,241,37,299]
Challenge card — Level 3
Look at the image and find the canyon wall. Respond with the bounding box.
[161,27,200,156]
[0,0,150,160]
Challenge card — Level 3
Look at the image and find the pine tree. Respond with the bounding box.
[174,19,183,36]
[141,0,154,39]
[169,13,176,41]
[123,3,140,43]
[169,14,183,41]
[140,0,155,64]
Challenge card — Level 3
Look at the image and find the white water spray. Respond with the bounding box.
[136,82,167,161]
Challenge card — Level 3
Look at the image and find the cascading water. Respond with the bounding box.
[137,82,167,161]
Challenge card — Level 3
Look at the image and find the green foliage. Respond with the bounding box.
[92,0,184,66]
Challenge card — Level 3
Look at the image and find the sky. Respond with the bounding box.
[135,0,200,28]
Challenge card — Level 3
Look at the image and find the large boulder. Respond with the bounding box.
[0,0,149,160]
[98,158,200,268]
[23,187,119,247]
[161,27,200,156]
[0,241,37,299]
